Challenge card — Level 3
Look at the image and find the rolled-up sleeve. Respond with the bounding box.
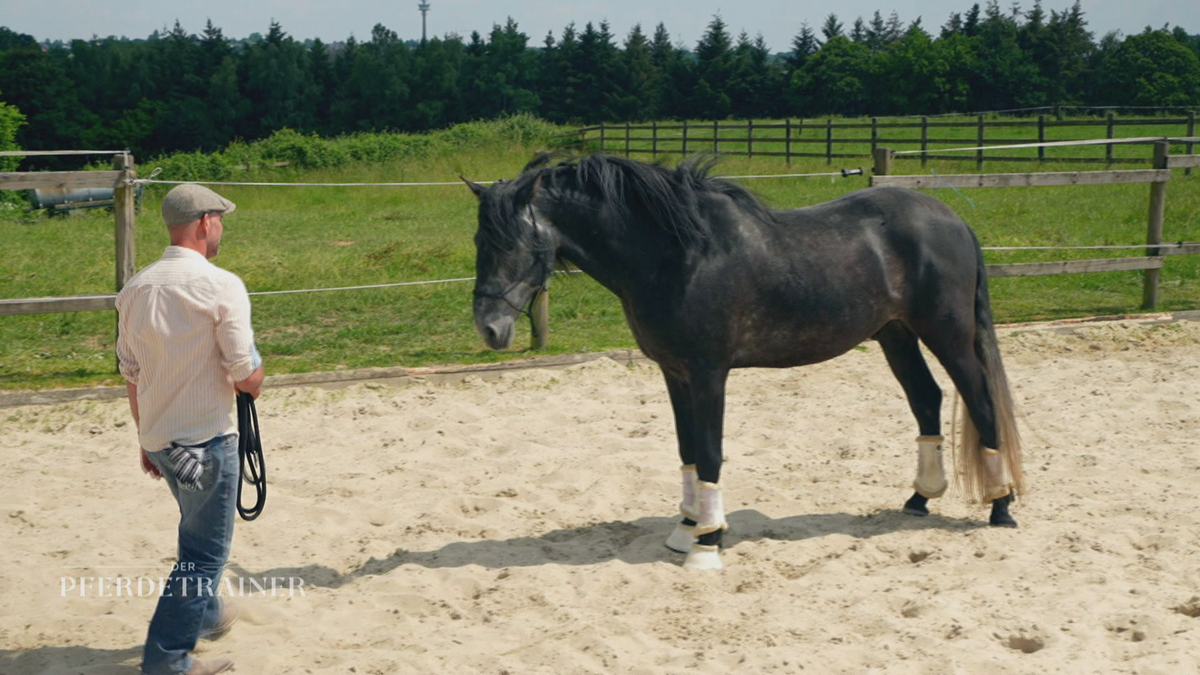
[214,276,260,382]
[115,295,140,385]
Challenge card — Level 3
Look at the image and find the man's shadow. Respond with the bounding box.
[0,645,142,675]
[231,507,986,589]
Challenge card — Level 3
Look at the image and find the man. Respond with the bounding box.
[117,183,264,675]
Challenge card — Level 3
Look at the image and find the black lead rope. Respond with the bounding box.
[235,391,267,521]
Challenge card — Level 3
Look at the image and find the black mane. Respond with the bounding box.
[505,153,776,244]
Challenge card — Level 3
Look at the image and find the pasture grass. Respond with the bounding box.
[2,116,1198,391]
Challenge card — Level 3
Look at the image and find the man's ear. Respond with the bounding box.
[461,177,486,200]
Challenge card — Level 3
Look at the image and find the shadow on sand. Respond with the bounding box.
[231,507,988,589]
[2,509,989,672]
[0,645,142,675]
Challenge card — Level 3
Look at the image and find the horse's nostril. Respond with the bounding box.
[484,325,499,343]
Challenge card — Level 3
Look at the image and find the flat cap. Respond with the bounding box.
[161,183,237,227]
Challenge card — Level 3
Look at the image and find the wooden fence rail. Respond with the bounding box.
[575,113,1197,168]
[871,141,1198,309]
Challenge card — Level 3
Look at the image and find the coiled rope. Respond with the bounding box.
[236,392,267,521]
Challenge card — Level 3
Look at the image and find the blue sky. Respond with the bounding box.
[6,1,1198,52]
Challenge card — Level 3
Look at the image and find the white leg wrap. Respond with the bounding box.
[679,464,699,520]
[693,482,728,536]
[913,435,948,499]
[665,523,696,554]
[983,451,1012,501]
[683,544,723,570]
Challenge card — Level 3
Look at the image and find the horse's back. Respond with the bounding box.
[777,186,971,243]
[771,186,980,288]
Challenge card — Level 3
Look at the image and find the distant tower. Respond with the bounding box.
[418,1,430,42]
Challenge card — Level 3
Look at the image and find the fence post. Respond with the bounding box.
[747,119,754,157]
[114,153,136,291]
[652,121,658,158]
[113,152,136,371]
[625,121,631,158]
[873,147,892,180]
[785,118,792,165]
[682,119,689,156]
[1142,140,1170,310]
[871,117,878,156]
[713,119,719,154]
[1038,114,1046,162]
[1106,111,1115,165]
[531,286,550,349]
[976,115,985,170]
[920,116,929,168]
[599,123,606,153]
[1187,111,1195,177]
[826,118,833,165]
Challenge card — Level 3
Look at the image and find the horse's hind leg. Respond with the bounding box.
[917,327,1019,528]
[875,323,945,518]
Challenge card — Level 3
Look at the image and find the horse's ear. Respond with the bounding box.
[461,177,486,200]
[514,173,542,205]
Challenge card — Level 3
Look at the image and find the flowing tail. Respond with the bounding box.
[955,234,1025,502]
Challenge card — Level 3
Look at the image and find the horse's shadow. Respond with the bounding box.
[233,508,986,589]
[0,645,142,675]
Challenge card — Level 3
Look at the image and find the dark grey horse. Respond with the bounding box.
[465,154,1024,570]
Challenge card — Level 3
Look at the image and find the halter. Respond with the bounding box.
[472,206,554,340]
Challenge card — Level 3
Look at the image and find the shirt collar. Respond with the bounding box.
[162,246,208,261]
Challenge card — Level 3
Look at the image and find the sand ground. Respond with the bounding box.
[2,318,1199,675]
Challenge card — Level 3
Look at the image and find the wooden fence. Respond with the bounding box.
[0,152,561,348]
[574,113,1197,169]
[0,153,136,316]
[3,140,1198,350]
[871,140,1200,309]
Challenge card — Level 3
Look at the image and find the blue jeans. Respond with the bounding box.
[141,434,238,675]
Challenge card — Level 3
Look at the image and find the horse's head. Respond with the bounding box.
[463,174,555,350]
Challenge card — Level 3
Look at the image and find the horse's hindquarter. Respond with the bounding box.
[721,188,979,368]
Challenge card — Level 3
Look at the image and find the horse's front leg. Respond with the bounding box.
[679,366,729,570]
[662,372,700,554]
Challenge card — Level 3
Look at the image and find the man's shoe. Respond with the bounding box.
[201,601,241,642]
[187,657,234,675]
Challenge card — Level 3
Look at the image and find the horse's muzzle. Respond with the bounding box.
[476,314,515,350]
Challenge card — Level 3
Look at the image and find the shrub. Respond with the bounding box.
[148,151,234,184]
[142,115,569,182]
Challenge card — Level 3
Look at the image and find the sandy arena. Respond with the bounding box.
[2,318,1200,674]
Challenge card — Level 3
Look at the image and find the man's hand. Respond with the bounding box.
[235,364,265,400]
[141,448,162,480]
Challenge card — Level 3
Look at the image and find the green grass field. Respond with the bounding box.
[2,116,1198,391]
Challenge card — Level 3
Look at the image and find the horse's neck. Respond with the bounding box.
[543,200,668,298]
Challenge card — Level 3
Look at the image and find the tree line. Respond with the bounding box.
[1,0,1198,168]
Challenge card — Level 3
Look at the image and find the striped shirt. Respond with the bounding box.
[116,246,261,452]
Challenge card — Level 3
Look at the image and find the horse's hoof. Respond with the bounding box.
[902,493,930,517]
[665,523,697,554]
[989,494,1018,527]
[682,544,722,570]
